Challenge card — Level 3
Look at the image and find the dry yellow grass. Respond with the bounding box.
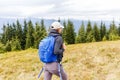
[0,40,120,80]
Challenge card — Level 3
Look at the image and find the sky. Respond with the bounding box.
[0,0,120,21]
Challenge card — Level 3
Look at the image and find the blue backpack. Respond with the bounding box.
[38,36,57,63]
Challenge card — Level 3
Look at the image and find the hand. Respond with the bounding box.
[62,43,66,50]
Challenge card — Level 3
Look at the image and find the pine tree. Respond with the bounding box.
[102,36,107,41]
[33,22,42,48]
[1,25,6,44]
[1,24,13,44]
[102,23,107,40]
[22,20,28,49]
[9,24,15,39]
[33,22,41,48]
[33,20,47,48]
[93,23,100,41]
[92,37,96,42]
[106,31,109,40]
[5,24,12,41]
[40,19,47,40]
[100,21,103,40]
[25,20,34,49]
[86,31,94,42]
[62,20,67,42]
[0,42,5,53]
[16,20,22,48]
[12,23,17,39]
[109,20,118,40]
[65,20,75,44]
[86,21,92,35]
[86,21,93,42]
[99,22,107,41]
[109,20,118,34]
[76,21,86,43]
[118,24,120,36]
[11,37,21,51]
[5,40,11,51]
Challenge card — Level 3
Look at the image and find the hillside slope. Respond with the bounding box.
[0,41,120,80]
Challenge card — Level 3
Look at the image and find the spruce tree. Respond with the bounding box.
[109,20,118,34]
[1,25,6,44]
[1,24,13,44]
[25,20,34,49]
[86,21,92,35]
[22,20,28,49]
[106,31,109,40]
[93,23,100,41]
[76,21,86,43]
[109,20,118,40]
[5,40,11,51]
[102,36,107,41]
[33,20,47,48]
[40,19,47,40]
[12,23,17,39]
[11,37,21,51]
[118,24,120,36]
[86,31,94,42]
[62,20,67,42]
[96,22,106,41]
[33,22,41,48]
[9,25,14,39]
[65,20,75,44]
[5,24,12,42]
[16,20,22,48]
[0,42,5,53]
[102,23,107,40]
[86,21,93,42]
[100,21,103,40]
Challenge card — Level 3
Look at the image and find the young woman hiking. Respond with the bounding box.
[44,21,67,80]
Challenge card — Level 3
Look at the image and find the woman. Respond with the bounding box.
[44,21,67,80]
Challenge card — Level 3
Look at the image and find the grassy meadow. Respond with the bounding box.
[0,40,120,80]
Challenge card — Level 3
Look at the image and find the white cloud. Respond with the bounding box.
[0,0,120,21]
[0,5,55,17]
[59,0,120,21]
[20,5,55,17]
[64,0,120,11]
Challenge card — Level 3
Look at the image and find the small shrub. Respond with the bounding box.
[0,42,5,53]
[5,41,11,52]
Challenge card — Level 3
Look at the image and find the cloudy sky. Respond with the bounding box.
[0,0,120,21]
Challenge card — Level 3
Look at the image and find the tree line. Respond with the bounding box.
[63,20,120,44]
[0,19,47,52]
[0,19,120,52]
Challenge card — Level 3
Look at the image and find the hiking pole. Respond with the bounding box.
[38,67,44,79]
[58,63,62,80]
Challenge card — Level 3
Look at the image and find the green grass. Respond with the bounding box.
[0,41,120,80]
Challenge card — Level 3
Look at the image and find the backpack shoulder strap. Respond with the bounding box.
[48,35,59,43]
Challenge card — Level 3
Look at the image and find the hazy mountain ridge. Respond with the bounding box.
[0,17,119,32]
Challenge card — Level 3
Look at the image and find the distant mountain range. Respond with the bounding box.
[0,17,120,33]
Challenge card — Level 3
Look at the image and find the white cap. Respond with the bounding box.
[51,21,64,29]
